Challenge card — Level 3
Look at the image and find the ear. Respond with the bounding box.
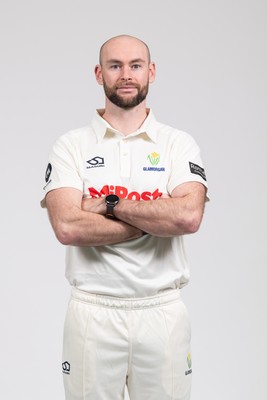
[148,62,156,83]
[94,64,103,85]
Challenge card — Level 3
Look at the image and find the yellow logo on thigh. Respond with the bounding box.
[187,353,192,369]
[185,353,192,376]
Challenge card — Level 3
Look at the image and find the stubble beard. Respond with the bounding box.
[103,80,149,109]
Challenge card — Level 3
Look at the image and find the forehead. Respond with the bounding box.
[101,37,149,63]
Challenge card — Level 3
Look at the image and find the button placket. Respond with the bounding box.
[120,139,130,177]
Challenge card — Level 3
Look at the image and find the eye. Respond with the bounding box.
[110,64,121,70]
[131,64,141,70]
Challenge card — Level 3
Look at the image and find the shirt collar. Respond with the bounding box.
[91,108,159,143]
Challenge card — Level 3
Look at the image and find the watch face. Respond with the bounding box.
[106,194,119,203]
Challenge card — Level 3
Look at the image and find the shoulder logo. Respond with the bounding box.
[45,163,52,182]
[189,162,206,181]
[43,163,52,190]
[62,361,70,375]
[86,156,105,169]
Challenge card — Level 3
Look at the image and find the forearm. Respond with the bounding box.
[114,196,203,236]
[58,211,143,246]
[81,182,206,237]
[46,189,143,246]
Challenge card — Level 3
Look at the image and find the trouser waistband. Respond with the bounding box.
[71,288,180,310]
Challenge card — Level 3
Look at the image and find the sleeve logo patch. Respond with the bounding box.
[189,162,207,181]
[45,163,52,182]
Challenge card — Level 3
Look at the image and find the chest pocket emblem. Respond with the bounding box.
[86,156,105,168]
[147,152,160,166]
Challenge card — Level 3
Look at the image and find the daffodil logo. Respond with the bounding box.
[187,353,192,369]
[147,152,160,166]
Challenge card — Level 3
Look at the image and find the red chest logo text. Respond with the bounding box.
[88,185,162,201]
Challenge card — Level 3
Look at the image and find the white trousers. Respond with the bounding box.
[62,288,192,400]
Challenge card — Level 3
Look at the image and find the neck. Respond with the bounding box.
[101,100,149,135]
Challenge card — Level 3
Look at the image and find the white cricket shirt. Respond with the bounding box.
[42,109,208,297]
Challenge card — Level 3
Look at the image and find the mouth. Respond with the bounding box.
[118,87,136,90]
[117,85,137,92]
[116,88,137,97]
[117,83,137,89]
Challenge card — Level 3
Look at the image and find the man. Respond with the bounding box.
[42,35,208,400]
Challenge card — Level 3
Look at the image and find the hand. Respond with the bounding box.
[81,196,106,215]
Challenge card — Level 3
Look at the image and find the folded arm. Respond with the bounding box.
[45,188,143,246]
[82,181,207,237]
[113,181,207,236]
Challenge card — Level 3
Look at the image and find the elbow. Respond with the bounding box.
[54,222,76,245]
[185,212,203,234]
[186,219,201,234]
[177,212,203,235]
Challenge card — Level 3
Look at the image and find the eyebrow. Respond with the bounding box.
[105,58,147,65]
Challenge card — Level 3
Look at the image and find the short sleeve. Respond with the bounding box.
[167,131,209,196]
[41,134,83,208]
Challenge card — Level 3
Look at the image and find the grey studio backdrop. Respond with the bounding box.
[1,1,266,399]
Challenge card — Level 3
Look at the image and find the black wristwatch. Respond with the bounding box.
[105,194,120,219]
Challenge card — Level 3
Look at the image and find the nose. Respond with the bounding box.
[120,66,133,82]
[122,77,131,84]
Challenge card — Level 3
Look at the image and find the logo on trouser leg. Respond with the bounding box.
[185,353,192,376]
[62,361,70,375]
